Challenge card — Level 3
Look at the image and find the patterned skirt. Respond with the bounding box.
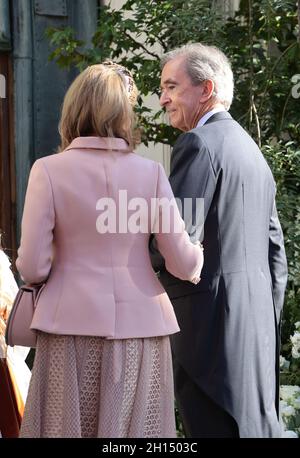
[19,332,176,438]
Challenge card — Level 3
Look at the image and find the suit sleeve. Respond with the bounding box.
[16,160,55,284]
[149,131,216,273]
[169,132,216,241]
[268,199,288,324]
[152,162,203,281]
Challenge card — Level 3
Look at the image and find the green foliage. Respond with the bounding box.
[263,141,300,386]
[46,0,224,145]
[226,0,300,145]
[46,0,300,388]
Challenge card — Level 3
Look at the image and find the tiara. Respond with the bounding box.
[103,60,136,103]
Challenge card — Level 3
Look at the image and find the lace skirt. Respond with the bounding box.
[19,332,176,438]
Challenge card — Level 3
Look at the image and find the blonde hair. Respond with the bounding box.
[59,63,138,151]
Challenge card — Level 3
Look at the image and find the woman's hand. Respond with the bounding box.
[189,240,203,285]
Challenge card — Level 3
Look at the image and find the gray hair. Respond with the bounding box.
[161,43,234,110]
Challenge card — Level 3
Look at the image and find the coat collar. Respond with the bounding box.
[64,136,131,152]
[203,111,233,125]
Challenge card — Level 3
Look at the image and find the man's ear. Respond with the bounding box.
[199,79,215,103]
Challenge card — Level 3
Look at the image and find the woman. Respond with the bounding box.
[17,63,203,438]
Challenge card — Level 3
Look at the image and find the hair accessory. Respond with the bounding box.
[103,61,136,104]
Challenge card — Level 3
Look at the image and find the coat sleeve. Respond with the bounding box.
[268,199,288,324]
[16,160,55,284]
[153,162,203,282]
[169,131,217,241]
[150,131,216,273]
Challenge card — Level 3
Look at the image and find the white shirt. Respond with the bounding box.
[196,107,226,128]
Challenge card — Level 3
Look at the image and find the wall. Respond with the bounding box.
[12,0,98,244]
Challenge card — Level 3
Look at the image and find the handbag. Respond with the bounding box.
[5,284,44,348]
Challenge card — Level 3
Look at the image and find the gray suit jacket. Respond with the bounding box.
[151,112,288,437]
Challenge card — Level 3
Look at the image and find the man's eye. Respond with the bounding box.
[167,85,175,90]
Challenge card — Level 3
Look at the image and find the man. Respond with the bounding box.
[151,43,288,438]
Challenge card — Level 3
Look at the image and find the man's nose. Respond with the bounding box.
[160,90,170,107]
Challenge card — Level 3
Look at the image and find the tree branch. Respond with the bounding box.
[124,30,160,60]
[251,97,261,148]
[279,89,292,133]
[258,42,298,117]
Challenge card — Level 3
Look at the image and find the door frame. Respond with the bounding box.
[0,52,16,263]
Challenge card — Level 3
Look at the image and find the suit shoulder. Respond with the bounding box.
[177,129,206,144]
[179,130,213,158]
[173,130,210,157]
[183,129,214,160]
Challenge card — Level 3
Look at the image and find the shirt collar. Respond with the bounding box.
[196,107,227,128]
[64,136,131,152]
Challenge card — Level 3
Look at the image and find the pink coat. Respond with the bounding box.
[16,137,203,339]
